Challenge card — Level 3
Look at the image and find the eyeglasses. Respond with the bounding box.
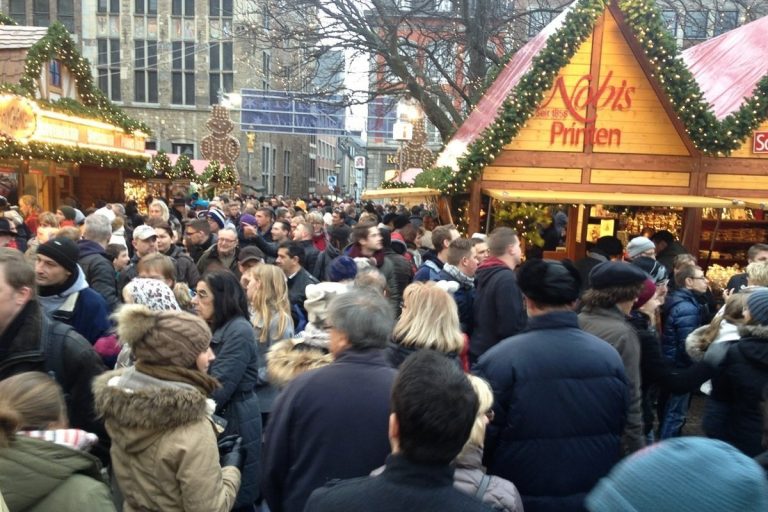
[218,238,237,244]
[692,275,708,281]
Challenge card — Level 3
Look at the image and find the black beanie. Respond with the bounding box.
[518,259,581,305]
[37,237,79,275]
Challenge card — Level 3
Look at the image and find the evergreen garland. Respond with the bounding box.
[0,135,147,171]
[171,154,196,180]
[150,150,172,178]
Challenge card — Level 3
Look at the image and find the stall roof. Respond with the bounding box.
[484,189,745,208]
[682,15,768,120]
[145,150,210,175]
[362,187,440,200]
[434,5,573,170]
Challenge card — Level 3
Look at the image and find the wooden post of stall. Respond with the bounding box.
[681,207,703,256]
[468,179,482,234]
[565,204,582,260]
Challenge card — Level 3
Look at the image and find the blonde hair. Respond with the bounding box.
[392,282,463,353]
[38,211,58,228]
[747,261,768,287]
[248,264,292,343]
[0,372,67,448]
[458,375,494,457]
[149,200,170,222]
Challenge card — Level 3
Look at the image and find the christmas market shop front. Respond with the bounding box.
[435,0,768,277]
[0,22,148,210]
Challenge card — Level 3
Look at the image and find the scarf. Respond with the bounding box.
[135,361,221,396]
[347,243,385,268]
[37,269,78,298]
[18,429,98,451]
[441,264,474,288]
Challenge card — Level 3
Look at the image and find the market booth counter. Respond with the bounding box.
[434,0,768,280]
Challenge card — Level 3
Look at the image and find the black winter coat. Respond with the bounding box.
[262,348,396,512]
[630,311,714,394]
[383,248,413,317]
[704,324,768,456]
[209,316,262,507]
[165,244,200,288]
[312,244,341,281]
[304,455,493,512]
[475,311,628,512]
[78,240,120,312]
[470,259,526,363]
[0,301,107,460]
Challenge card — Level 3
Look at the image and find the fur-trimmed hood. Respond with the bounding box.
[686,320,740,362]
[266,338,333,388]
[93,367,214,454]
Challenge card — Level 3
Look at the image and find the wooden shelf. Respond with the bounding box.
[700,240,765,246]
[701,219,768,225]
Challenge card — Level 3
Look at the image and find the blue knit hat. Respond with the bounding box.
[586,438,768,512]
[747,288,768,326]
[329,256,357,282]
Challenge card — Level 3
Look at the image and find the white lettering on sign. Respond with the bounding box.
[753,131,768,153]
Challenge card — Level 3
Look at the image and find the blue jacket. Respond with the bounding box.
[475,311,628,512]
[661,288,704,368]
[413,250,443,282]
[262,348,396,512]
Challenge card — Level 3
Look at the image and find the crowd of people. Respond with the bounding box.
[0,193,767,511]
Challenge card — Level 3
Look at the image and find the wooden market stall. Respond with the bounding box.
[435,0,768,273]
[0,23,148,210]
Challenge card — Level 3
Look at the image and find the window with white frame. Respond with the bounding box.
[97,38,121,101]
[58,0,75,32]
[714,10,738,36]
[9,0,25,25]
[98,0,119,13]
[210,42,234,105]
[33,0,49,27]
[528,9,555,37]
[172,42,195,105]
[172,143,194,156]
[135,40,158,103]
[684,10,708,40]
[661,9,677,36]
[135,0,157,15]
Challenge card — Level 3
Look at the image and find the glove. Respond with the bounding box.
[219,435,245,470]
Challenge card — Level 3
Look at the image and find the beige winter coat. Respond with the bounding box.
[93,368,240,512]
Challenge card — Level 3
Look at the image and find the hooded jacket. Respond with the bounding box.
[0,435,114,512]
[38,267,110,345]
[704,324,768,456]
[93,367,241,512]
[312,243,341,281]
[77,239,119,312]
[413,250,443,282]
[470,258,526,362]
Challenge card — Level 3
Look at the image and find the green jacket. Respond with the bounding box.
[0,436,115,512]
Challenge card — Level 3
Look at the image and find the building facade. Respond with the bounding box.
[3,0,319,197]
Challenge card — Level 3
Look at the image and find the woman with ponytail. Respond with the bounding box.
[92,305,241,512]
[0,372,115,511]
